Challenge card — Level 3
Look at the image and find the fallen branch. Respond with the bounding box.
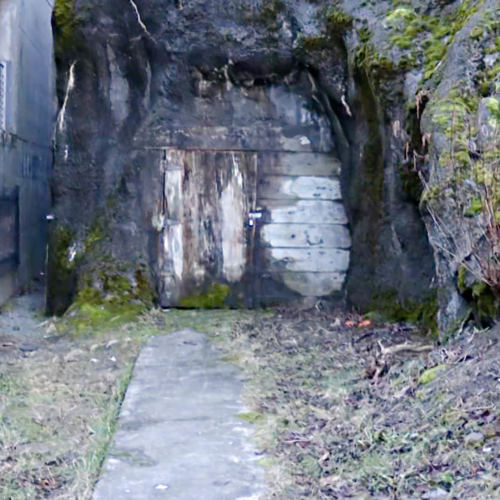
[378,340,434,356]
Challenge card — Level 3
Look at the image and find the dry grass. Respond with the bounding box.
[211,308,500,499]
[0,308,247,499]
[1,304,498,499]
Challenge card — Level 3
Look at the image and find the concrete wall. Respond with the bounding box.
[0,0,54,303]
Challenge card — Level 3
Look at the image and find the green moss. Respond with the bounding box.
[64,300,145,335]
[424,0,485,82]
[63,268,153,335]
[418,365,447,385]
[237,411,264,423]
[429,90,480,174]
[296,9,352,54]
[485,97,500,128]
[298,35,330,52]
[464,197,483,217]
[381,0,486,84]
[471,282,497,322]
[180,283,230,309]
[325,9,353,34]
[135,267,155,304]
[457,265,467,294]
[256,457,275,468]
[385,7,416,25]
[53,0,78,57]
[46,225,77,316]
[369,290,438,334]
[355,41,400,82]
[456,268,498,325]
[83,217,106,253]
[469,25,483,39]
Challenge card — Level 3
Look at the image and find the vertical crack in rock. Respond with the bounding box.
[128,0,154,40]
[56,61,76,134]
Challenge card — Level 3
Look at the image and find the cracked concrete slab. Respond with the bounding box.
[93,328,264,500]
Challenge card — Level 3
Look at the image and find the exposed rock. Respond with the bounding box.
[49,0,498,332]
[464,431,484,447]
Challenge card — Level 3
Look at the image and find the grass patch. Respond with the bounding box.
[213,309,500,498]
[0,307,247,498]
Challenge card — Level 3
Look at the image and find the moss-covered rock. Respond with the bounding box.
[369,290,438,334]
[46,225,78,316]
[179,283,231,309]
[456,265,498,326]
[53,0,78,59]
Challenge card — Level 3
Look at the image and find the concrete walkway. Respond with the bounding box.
[93,329,264,500]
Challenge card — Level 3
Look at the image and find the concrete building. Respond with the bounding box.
[0,0,54,303]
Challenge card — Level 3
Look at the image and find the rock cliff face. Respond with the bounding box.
[50,0,499,332]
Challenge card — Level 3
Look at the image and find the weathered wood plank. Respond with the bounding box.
[266,247,350,273]
[259,175,341,201]
[258,152,341,176]
[261,223,351,249]
[280,271,346,296]
[265,200,348,224]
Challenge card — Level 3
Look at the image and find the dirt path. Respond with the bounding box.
[0,284,46,351]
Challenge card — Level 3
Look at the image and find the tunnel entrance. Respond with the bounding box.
[144,72,351,307]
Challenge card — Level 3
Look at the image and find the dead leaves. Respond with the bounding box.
[39,476,58,491]
[364,342,434,382]
[345,318,372,328]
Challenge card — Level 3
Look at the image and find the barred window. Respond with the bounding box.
[0,61,6,130]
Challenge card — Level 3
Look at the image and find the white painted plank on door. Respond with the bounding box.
[266,200,348,224]
[267,247,350,273]
[259,176,342,201]
[280,271,346,296]
[261,223,351,249]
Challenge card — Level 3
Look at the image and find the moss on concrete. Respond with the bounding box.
[47,210,155,320]
[296,8,352,54]
[381,0,486,83]
[63,300,145,335]
[63,267,154,334]
[325,9,353,35]
[179,283,231,309]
